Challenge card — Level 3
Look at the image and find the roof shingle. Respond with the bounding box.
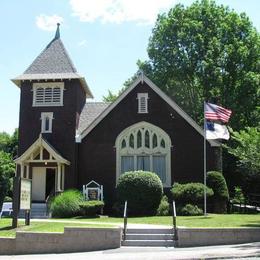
[78,102,110,134]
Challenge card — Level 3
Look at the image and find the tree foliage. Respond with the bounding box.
[226,127,260,175]
[140,0,260,129]
[104,0,260,129]
[0,151,15,210]
[0,129,18,157]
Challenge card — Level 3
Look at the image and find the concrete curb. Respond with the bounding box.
[176,227,260,247]
[0,227,122,255]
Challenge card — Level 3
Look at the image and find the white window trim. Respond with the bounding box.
[32,82,64,107]
[137,93,148,113]
[115,121,171,187]
[41,112,54,133]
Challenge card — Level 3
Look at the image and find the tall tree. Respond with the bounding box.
[226,127,260,176]
[0,129,18,157]
[0,151,15,209]
[140,0,260,129]
[105,0,260,129]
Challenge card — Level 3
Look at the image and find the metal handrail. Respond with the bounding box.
[123,201,128,241]
[172,200,178,241]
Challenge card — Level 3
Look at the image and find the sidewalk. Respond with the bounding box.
[0,242,259,259]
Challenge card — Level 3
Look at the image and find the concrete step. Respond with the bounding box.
[122,239,175,247]
[126,228,173,234]
[125,233,173,240]
[122,228,175,247]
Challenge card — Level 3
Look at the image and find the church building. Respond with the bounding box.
[13,24,220,210]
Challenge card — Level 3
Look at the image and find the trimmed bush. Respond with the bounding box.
[116,171,163,216]
[156,195,170,216]
[171,182,214,206]
[231,186,245,204]
[207,171,229,201]
[179,204,203,216]
[50,190,84,218]
[207,171,229,213]
[79,200,104,216]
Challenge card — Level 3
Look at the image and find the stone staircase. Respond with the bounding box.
[19,203,48,219]
[122,228,175,247]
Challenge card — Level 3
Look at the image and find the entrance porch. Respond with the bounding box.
[15,135,70,203]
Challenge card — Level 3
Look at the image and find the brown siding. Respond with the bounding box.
[78,82,218,208]
[18,79,86,189]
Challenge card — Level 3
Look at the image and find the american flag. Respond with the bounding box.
[205,102,232,123]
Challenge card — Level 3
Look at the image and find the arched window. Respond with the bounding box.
[115,122,172,187]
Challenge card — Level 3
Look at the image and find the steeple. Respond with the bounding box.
[11,23,93,98]
[55,23,60,39]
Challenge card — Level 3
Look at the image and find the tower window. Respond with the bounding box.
[33,82,64,106]
[41,112,54,133]
[137,93,148,113]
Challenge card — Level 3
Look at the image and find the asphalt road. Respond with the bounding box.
[0,242,260,259]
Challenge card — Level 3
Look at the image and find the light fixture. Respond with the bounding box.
[45,161,47,165]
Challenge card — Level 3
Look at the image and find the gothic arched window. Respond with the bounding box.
[116,122,172,187]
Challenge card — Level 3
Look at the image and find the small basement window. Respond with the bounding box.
[41,112,54,133]
[137,93,148,113]
[33,82,64,107]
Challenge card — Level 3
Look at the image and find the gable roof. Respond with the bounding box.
[11,24,93,98]
[78,102,110,134]
[80,74,219,147]
[15,134,70,165]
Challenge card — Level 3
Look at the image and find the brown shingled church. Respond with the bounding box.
[13,24,221,214]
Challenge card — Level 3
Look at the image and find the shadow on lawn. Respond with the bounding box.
[73,216,101,220]
[240,221,260,228]
[182,216,213,220]
[0,225,14,231]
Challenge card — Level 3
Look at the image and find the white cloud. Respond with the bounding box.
[78,39,87,47]
[36,14,64,31]
[69,0,176,25]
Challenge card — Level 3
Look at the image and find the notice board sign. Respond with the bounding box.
[88,189,99,200]
[83,180,103,201]
[20,179,32,210]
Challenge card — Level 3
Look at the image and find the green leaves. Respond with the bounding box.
[140,0,260,129]
[226,127,260,175]
[0,151,15,209]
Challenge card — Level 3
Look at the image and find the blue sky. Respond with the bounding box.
[0,0,259,134]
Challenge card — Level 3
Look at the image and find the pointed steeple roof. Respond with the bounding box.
[12,24,93,98]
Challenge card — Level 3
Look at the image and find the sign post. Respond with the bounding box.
[20,178,32,225]
[12,176,20,228]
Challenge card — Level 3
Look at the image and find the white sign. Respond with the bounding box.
[83,180,103,201]
[20,179,31,210]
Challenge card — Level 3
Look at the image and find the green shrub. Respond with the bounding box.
[179,204,203,216]
[4,196,12,202]
[156,195,170,216]
[171,182,213,206]
[50,190,84,218]
[207,171,229,213]
[207,171,229,201]
[232,186,245,204]
[79,200,104,216]
[116,171,163,216]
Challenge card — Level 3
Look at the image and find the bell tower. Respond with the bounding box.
[12,24,93,191]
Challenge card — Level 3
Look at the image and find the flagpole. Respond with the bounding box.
[204,101,207,216]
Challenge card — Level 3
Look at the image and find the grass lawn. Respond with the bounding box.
[1,214,259,237]
[63,214,260,228]
[0,218,115,238]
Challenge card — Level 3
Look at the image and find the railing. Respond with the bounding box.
[46,188,55,217]
[172,200,178,241]
[123,201,128,241]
